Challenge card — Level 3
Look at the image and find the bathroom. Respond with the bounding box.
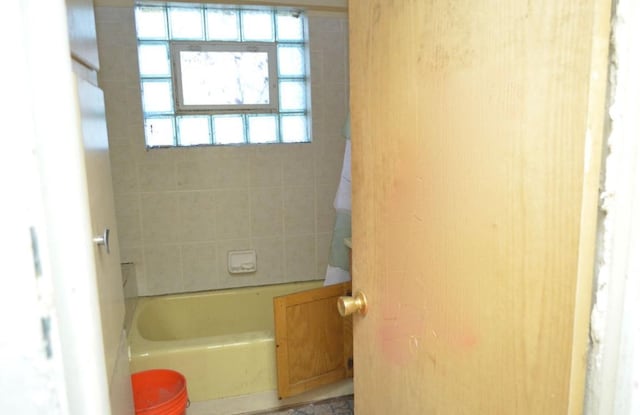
[96,3,349,300]
[95,0,352,413]
[6,0,640,414]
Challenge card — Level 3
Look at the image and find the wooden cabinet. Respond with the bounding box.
[274,282,353,399]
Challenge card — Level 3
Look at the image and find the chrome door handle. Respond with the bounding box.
[93,228,110,254]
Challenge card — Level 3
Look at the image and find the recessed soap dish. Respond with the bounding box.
[227,250,257,274]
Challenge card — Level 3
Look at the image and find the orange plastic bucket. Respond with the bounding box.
[131,369,189,415]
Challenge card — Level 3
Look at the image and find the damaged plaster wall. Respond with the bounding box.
[584,0,640,413]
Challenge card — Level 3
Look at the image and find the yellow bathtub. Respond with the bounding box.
[128,280,323,402]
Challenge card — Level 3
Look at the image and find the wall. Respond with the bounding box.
[585,0,640,413]
[2,2,70,412]
[94,6,349,296]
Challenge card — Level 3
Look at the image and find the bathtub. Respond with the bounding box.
[128,280,323,402]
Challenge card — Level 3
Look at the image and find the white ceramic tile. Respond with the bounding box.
[213,154,250,188]
[283,146,315,186]
[98,7,349,296]
[109,147,138,194]
[119,243,142,265]
[309,15,344,34]
[315,142,344,187]
[309,50,324,83]
[181,243,218,292]
[102,83,135,126]
[143,245,183,295]
[250,237,284,282]
[126,247,147,295]
[176,160,217,190]
[284,186,316,235]
[322,84,349,133]
[323,50,347,85]
[95,6,127,23]
[140,192,181,243]
[138,160,177,191]
[113,193,141,246]
[178,191,217,242]
[215,189,250,239]
[121,262,138,299]
[249,149,283,187]
[285,235,316,281]
[137,145,185,163]
[250,186,283,238]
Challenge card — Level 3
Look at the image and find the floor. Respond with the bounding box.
[255,395,354,415]
[187,380,353,415]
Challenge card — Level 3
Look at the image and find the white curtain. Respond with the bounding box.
[324,116,351,286]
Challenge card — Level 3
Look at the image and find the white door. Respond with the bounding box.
[76,76,126,388]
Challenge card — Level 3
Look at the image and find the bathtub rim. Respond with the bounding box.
[128,280,324,358]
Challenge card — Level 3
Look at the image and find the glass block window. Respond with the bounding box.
[135,3,310,147]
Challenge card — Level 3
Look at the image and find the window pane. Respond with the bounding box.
[241,10,274,41]
[248,115,277,143]
[277,45,305,77]
[169,8,204,40]
[281,115,308,143]
[138,43,170,77]
[135,7,167,39]
[178,116,211,145]
[276,13,304,41]
[142,80,173,113]
[206,9,239,41]
[213,115,245,144]
[279,80,306,112]
[179,50,270,106]
[135,5,312,149]
[144,117,175,146]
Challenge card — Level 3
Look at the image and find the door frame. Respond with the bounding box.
[0,0,112,413]
[584,0,640,412]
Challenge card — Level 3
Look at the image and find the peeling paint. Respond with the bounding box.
[584,0,640,412]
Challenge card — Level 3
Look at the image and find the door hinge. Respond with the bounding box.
[348,358,354,370]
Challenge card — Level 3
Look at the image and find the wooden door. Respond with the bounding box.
[349,1,610,414]
[274,282,353,399]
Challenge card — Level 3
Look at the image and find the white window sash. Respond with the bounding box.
[171,41,279,114]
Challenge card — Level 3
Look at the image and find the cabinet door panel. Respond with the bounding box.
[274,282,352,399]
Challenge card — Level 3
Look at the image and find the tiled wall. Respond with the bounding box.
[94,6,349,296]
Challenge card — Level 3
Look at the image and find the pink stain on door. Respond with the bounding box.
[373,141,479,367]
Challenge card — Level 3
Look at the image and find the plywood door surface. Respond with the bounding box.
[77,77,125,380]
[349,0,610,414]
[274,282,353,399]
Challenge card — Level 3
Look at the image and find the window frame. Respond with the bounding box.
[170,41,279,114]
[135,3,311,148]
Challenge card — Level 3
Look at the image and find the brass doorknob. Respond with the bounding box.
[337,292,368,317]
